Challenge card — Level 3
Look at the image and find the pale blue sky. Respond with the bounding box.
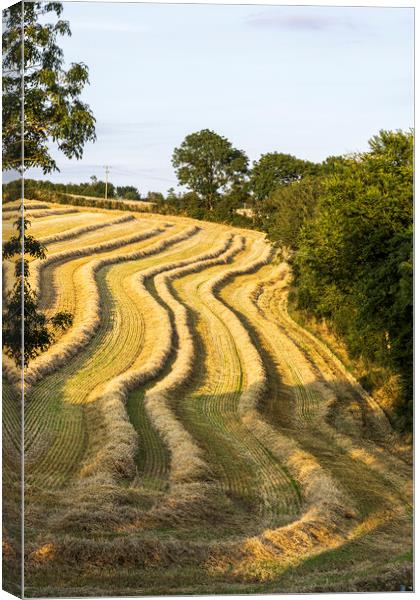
[26,2,414,194]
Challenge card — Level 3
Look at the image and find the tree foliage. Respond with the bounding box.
[293,129,413,423]
[3,217,73,367]
[116,185,141,200]
[255,175,324,249]
[2,1,96,173]
[250,152,318,202]
[172,129,249,211]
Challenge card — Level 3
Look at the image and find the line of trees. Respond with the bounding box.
[291,130,413,428]
[2,177,142,202]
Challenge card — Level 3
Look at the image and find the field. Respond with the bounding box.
[2,200,413,596]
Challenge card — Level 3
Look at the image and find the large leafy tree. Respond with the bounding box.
[293,129,413,423]
[2,1,96,366]
[250,152,319,202]
[3,1,96,172]
[172,129,249,212]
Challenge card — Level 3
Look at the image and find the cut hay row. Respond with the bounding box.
[2,205,22,214]
[39,213,136,245]
[3,207,79,221]
[170,240,280,516]
[234,267,340,426]
[43,218,162,257]
[73,233,238,488]
[23,225,203,483]
[29,211,121,239]
[118,233,238,487]
[208,266,412,577]
[172,263,256,507]
[123,229,236,489]
[142,235,246,484]
[194,286,355,577]
[25,228,218,495]
[215,256,363,570]
[25,227,225,491]
[185,238,304,523]
[35,224,180,320]
[258,276,412,503]
[29,225,165,295]
[25,225,201,389]
[263,275,395,438]
[3,202,50,212]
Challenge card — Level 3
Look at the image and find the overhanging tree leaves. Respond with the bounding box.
[3,1,96,173]
[2,1,95,366]
[172,129,249,212]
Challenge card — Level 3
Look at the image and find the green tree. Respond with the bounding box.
[3,217,73,366]
[250,152,319,202]
[257,176,324,249]
[146,191,165,204]
[116,185,141,200]
[172,129,249,212]
[293,129,413,424]
[2,2,95,366]
[2,1,96,173]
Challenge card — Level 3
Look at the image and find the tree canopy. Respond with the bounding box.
[2,1,96,173]
[172,129,249,211]
[293,129,413,423]
[250,152,318,202]
[255,175,324,250]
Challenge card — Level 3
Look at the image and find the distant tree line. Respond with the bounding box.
[2,177,142,202]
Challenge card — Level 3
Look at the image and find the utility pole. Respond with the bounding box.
[104,165,110,200]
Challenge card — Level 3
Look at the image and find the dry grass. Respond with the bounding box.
[143,234,245,483]
[72,233,239,488]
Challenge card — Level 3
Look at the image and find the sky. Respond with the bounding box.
[24,1,414,194]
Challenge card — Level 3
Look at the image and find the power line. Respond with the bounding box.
[110,165,175,183]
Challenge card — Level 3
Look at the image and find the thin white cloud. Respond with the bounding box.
[247,12,356,32]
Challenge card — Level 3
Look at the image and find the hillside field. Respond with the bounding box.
[2,200,413,596]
